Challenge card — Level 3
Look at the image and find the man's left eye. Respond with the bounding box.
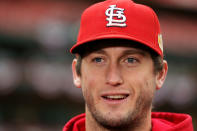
[126,58,137,63]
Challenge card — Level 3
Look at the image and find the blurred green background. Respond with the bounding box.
[0,0,196,130]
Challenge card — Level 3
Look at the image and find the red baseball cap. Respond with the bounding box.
[70,0,163,57]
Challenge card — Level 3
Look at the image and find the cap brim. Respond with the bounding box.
[70,34,161,56]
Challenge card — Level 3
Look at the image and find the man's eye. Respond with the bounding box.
[126,58,137,63]
[93,57,103,63]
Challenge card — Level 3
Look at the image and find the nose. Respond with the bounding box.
[106,64,123,86]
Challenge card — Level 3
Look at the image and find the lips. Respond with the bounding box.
[101,94,129,100]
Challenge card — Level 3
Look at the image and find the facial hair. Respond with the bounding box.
[84,86,154,131]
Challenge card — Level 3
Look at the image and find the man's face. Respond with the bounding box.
[72,45,166,129]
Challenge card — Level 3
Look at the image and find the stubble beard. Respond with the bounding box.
[85,89,154,131]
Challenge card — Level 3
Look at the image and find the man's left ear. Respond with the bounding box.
[156,60,168,90]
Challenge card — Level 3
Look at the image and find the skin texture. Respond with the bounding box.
[72,45,168,131]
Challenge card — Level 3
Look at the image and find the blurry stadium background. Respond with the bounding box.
[0,0,196,130]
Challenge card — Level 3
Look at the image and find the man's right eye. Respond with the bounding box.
[93,57,103,63]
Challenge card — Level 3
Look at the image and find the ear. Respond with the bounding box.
[72,58,81,88]
[156,60,168,90]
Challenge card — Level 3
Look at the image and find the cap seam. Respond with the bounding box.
[149,7,157,50]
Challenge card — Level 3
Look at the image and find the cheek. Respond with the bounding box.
[81,79,95,109]
[81,64,106,89]
[125,69,156,97]
[144,78,156,98]
[81,69,103,103]
[81,75,94,98]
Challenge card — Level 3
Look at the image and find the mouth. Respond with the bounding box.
[102,94,129,101]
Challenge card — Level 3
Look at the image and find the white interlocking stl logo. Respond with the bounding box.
[105,5,126,27]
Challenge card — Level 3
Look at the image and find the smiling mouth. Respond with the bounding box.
[102,94,129,100]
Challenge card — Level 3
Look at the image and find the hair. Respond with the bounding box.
[74,39,164,76]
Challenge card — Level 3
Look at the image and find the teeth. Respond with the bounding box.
[104,95,127,99]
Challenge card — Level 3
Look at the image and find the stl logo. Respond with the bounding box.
[105,5,126,27]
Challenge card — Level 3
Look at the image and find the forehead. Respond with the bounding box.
[77,39,151,57]
[88,46,147,58]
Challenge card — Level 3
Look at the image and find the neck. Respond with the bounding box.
[85,108,152,131]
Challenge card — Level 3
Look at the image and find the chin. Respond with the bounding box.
[93,109,136,128]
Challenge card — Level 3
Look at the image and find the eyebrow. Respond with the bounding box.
[121,49,146,56]
[92,48,146,56]
[93,49,106,54]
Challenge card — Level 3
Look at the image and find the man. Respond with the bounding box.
[63,0,194,130]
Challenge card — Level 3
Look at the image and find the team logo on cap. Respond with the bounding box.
[105,5,126,27]
[158,34,163,52]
